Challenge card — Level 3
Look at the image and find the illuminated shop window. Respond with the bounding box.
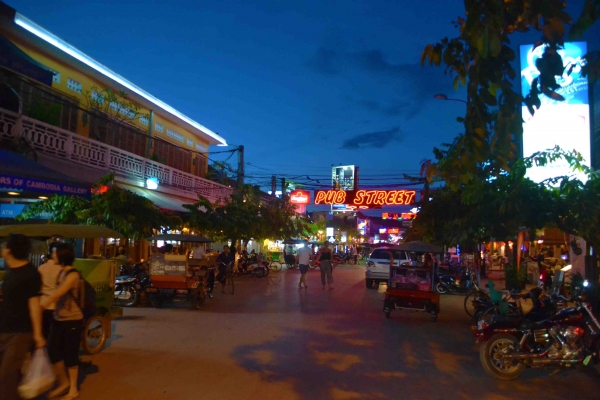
[67,78,82,93]
[155,123,164,133]
[139,115,149,126]
[167,128,184,143]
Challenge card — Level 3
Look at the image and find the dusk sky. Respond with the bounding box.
[13,0,600,214]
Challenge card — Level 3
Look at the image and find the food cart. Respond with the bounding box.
[383,241,443,322]
[145,234,215,310]
[0,224,123,354]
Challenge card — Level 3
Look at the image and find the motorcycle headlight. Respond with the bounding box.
[583,280,589,287]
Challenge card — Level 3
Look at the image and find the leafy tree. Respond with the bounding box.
[18,174,180,239]
[421,0,599,184]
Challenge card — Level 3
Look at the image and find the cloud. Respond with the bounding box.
[306,47,451,103]
[340,126,405,150]
[354,98,420,119]
[305,47,341,75]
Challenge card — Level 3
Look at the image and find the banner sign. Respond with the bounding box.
[314,189,417,207]
[289,189,310,204]
[520,41,590,183]
[0,174,90,198]
[0,204,52,219]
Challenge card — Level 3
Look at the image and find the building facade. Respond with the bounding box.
[0,1,231,211]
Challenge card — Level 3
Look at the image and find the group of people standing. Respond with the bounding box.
[0,235,84,400]
[296,241,334,290]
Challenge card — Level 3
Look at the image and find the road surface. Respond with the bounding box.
[78,265,600,400]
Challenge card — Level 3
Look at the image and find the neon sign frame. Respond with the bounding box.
[289,189,310,205]
[313,190,416,206]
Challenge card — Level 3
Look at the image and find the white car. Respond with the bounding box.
[365,248,413,288]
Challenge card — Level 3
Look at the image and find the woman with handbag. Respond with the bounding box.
[41,243,83,400]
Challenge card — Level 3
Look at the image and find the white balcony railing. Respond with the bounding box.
[0,108,232,204]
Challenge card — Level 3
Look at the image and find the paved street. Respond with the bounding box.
[78,265,600,400]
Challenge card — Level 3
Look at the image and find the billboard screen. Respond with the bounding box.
[520,42,590,182]
[332,165,355,190]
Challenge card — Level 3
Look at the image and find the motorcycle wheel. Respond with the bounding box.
[255,267,265,278]
[480,333,525,380]
[149,293,163,308]
[121,285,139,307]
[263,265,270,277]
[464,290,490,317]
[270,262,282,272]
[81,315,107,355]
[436,282,448,294]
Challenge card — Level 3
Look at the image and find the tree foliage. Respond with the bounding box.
[421,0,599,185]
[18,174,180,240]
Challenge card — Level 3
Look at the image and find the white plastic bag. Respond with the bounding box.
[18,348,55,399]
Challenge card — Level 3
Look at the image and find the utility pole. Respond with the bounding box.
[271,175,277,197]
[281,177,286,200]
[237,145,244,189]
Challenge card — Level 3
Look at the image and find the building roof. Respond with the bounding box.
[6,9,227,146]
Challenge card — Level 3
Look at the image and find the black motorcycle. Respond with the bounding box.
[436,269,479,295]
[115,262,149,307]
[476,284,600,380]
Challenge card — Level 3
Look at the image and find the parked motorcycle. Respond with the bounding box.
[476,283,600,380]
[115,262,149,307]
[436,269,479,295]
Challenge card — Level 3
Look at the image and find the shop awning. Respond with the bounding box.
[118,184,193,213]
[0,149,91,197]
[0,33,54,86]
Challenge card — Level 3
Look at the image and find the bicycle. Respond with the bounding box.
[264,256,282,272]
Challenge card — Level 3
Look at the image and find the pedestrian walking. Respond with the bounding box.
[0,234,45,400]
[316,241,334,290]
[352,245,358,265]
[38,243,63,340]
[41,243,84,400]
[296,243,312,289]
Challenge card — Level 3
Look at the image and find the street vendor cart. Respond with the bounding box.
[145,234,215,310]
[0,224,123,354]
[383,241,443,322]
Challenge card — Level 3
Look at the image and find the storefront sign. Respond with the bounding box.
[314,189,416,206]
[0,204,52,219]
[388,228,399,234]
[0,174,90,197]
[289,189,310,204]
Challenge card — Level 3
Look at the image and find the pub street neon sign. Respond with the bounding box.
[314,190,417,207]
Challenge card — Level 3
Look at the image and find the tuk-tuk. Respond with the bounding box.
[383,241,443,322]
[0,224,123,354]
[145,234,216,310]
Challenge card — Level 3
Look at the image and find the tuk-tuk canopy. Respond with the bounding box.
[0,224,126,239]
[389,241,443,254]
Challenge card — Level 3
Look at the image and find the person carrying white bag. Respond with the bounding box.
[18,348,55,399]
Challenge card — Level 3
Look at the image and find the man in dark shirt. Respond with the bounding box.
[216,245,234,293]
[0,234,45,400]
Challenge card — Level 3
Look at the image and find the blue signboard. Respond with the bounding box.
[0,204,51,219]
[0,174,90,198]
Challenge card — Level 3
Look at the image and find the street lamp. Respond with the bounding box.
[433,93,467,104]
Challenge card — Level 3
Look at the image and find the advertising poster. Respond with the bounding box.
[331,165,355,190]
[520,42,590,183]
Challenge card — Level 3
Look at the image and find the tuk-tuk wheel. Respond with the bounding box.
[430,312,438,322]
[149,293,162,308]
[384,305,392,318]
[81,315,107,355]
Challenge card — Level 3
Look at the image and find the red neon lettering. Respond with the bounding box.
[395,190,405,205]
[404,191,416,204]
[365,190,378,204]
[326,191,336,204]
[315,191,326,204]
[336,191,346,204]
[374,191,386,205]
[385,191,396,204]
[354,190,365,205]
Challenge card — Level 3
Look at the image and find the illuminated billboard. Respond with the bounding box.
[314,189,417,207]
[332,165,355,190]
[520,42,590,182]
[289,190,310,204]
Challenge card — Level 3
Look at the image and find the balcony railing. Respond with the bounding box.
[0,108,232,204]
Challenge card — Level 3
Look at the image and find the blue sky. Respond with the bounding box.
[12,0,600,214]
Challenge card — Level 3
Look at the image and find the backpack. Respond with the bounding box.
[61,269,98,319]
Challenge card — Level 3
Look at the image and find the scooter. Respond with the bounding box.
[115,262,149,307]
[436,269,479,295]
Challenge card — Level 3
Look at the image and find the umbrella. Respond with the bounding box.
[146,234,213,243]
[0,224,126,239]
[389,241,443,254]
